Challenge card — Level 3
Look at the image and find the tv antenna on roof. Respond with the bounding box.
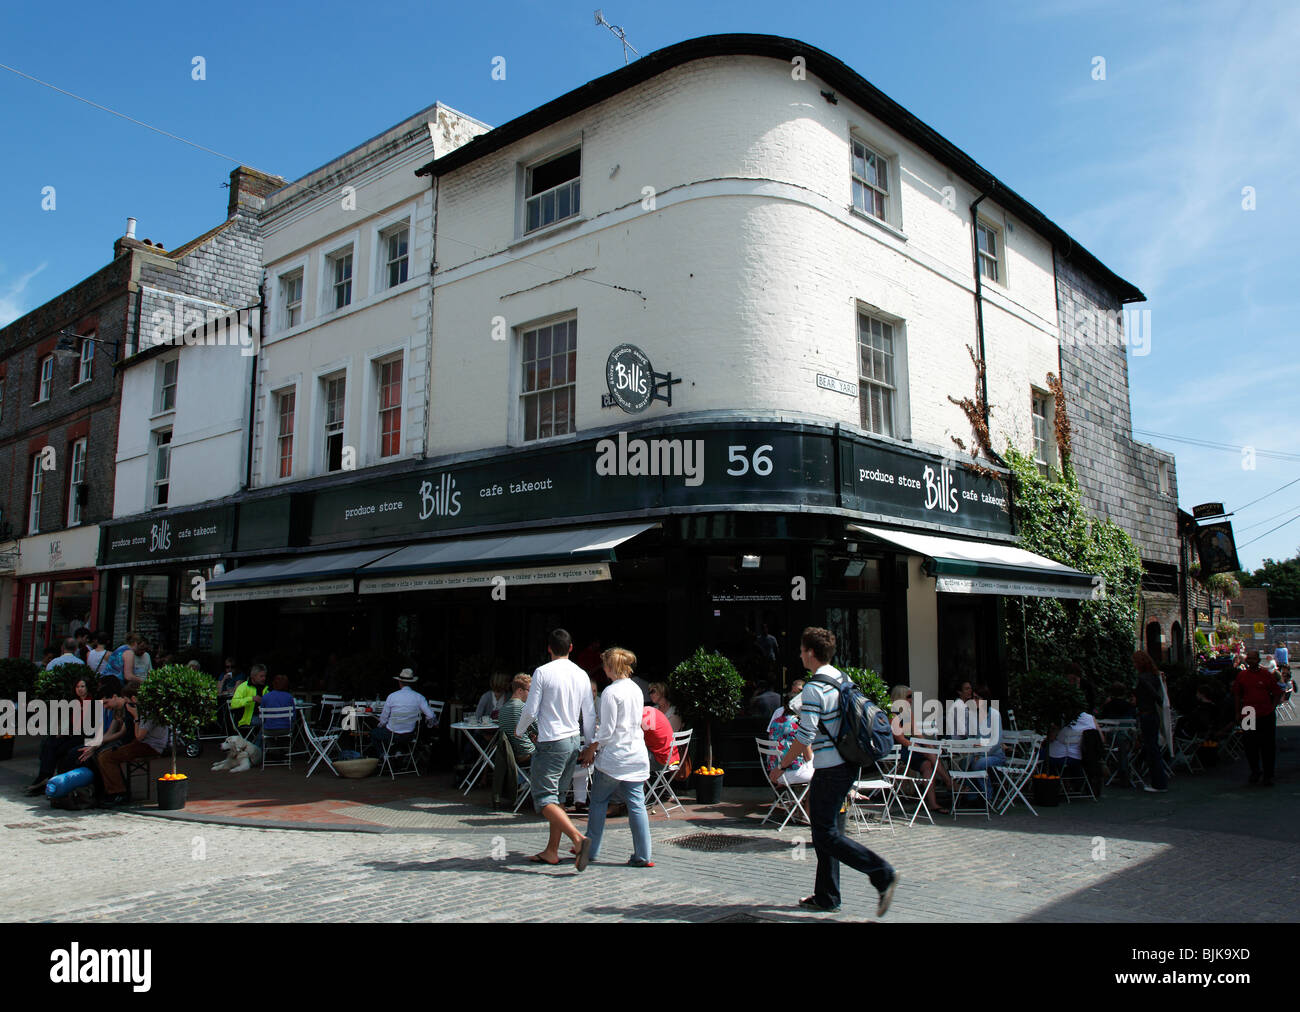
[594,9,639,65]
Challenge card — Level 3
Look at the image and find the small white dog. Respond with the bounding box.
[211,735,262,773]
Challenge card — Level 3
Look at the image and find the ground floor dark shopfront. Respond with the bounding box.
[104,417,1102,784]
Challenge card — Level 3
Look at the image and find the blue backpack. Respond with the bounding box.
[812,673,895,765]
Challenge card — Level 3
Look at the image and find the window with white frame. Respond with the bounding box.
[525,149,581,233]
[68,437,87,526]
[156,357,178,413]
[858,312,898,438]
[381,224,409,289]
[376,357,403,458]
[323,374,346,473]
[28,455,43,534]
[327,249,353,310]
[78,335,95,384]
[281,270,303,328]
[36,355,54,402]
[977,220,1003,284]
[1031,389,1053,478]
[276,389,295,479]
[520,317,576,442]
[153,429,172,506]
[851,138,890,221]
[1156,459,1171,496]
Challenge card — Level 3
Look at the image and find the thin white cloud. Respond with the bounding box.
[0,262,48,327]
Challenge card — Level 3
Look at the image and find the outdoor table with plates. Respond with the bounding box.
[452,717,499,793]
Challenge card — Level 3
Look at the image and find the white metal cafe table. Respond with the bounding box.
[453,720,499,793]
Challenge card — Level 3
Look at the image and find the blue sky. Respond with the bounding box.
[2,0,1297,570]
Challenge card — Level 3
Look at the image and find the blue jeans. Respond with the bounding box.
[584,769,652,865]
[969,753,1005,799]
[809,764,894,908]
[1139,711,1168,789]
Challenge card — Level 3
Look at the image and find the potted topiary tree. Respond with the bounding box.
[0,658,39,761]
[1009,670,1086,808]
[839,666,891,710]
[668,648,744,805]
[136,664,218,810]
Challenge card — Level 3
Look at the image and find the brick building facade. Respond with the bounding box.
[1,166,279,659]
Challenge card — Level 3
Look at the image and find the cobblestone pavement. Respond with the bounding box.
[3,724,1296,923]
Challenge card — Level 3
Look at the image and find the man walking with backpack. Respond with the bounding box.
[771,627,899,916]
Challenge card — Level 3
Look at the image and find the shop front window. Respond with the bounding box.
[826,606,885,675]
[129,574,171,649]
[178,567,215,652]
[22,581,52,661]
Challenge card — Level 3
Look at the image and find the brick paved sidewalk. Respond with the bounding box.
[1,721,1296,922]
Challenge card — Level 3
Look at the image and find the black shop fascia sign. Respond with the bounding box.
[303,421,1013,547]
[99,505,236,567]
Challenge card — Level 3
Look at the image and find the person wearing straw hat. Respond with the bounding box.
[372,668,437,753]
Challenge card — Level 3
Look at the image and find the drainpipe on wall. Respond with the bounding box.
[969,190,992,430]
[422,176,438,461]
[244,280,263,490]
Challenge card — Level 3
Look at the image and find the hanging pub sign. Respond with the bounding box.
[602,343,681,412]
[1192,502,1227,520]
[1195,521,1240,577]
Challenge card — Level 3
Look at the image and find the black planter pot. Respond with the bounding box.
[0,737,13,761]
[694,773,723,805]
[1198,746,1220,768]
[1031,777,1060,807]
[156,777,188,811]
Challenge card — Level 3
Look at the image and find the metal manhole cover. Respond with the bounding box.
[666,832,763,852]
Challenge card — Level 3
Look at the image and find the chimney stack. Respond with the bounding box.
[227,166,286,219]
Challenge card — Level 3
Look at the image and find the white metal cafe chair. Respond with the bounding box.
[319,695,344,731]
[378,723,422,779]
[646,729,692,817]
[886,739,941,827]
[755,738,811,830]
[259,708,295,770]
[944,741,991,819]
[849,769,895,835]
[302,715,342,778]
[990,736,1042,815]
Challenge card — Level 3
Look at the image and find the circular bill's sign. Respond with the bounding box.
[605,344,654,413]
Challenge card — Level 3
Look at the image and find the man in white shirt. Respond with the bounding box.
[372,668,437,752]
[46,638,83,670]
[517,628,597,869]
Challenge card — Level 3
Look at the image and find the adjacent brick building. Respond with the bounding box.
[1,166,279,659]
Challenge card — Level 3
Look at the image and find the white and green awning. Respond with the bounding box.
[849,524,1105,600]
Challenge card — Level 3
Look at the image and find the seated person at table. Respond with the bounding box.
[1047,709,1099,776]
[230,664,269,743]
[499,674,537,766]
[475,672,511,721]
[260,675,296,733]
[891,683,955,814]
[648,682,683,732]
[967,685,1006,798]
[642,703,679,774]
[765,686,813,786]
[96,688,170,806]
[25,676,95,795]
[371,667,436,753]
[1099,683,1137,719]
[216,657,240,696]
[493,674,537,808]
